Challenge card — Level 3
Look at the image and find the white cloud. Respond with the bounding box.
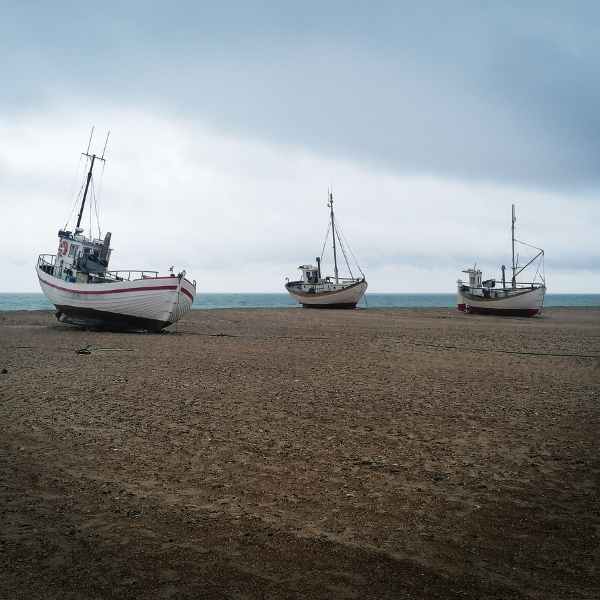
[0,104,598,293]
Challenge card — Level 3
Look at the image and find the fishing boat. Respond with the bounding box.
[457,205,545,316]
[285,191,367,308]
[36,131,196,331]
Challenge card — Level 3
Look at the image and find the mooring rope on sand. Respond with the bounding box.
[163,331,599,359]
[76,344,135,354]
[403,341,599,360]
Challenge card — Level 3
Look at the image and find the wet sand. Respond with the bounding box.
[1,307,599,599]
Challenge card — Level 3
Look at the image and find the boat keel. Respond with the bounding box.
[458,304,541,317]
[301,302,358,309]
[55,305,170,332]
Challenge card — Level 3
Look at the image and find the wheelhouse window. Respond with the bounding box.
[68,245,77,257]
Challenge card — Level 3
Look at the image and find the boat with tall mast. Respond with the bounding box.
[285,190,367,308]
[36,130,196,331]
[457,205,546,316]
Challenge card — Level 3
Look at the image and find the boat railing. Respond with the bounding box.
[289,276,363,285]
[333,276,364,283]
[514,282,544,288]
[38,254,57,267]
[37,254,57,275]
[458,279,544,290]
[104,270,159,281]
[37,255,194,286]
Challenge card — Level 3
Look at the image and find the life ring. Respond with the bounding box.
[58,240,69,256]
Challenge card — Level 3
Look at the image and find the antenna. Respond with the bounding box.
[101,130,110,159]
[86,126,95,155]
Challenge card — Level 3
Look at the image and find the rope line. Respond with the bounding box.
[334,225,354,279]
[63,154,86,229]
[64,175,86,230]
[95,161,106,238]
[336,218,365,278]
[388,339,599,360]
[319,221,332,262]
[91,177,101,239]
[89,174,95,236]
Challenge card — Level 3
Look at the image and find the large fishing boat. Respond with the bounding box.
[36,131,196,331]
[285,191,367,308]
[457,205,545,316]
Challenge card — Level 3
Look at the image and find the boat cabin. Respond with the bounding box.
[461,268,482,288]
[299,264,320,284]
[52,229,112,282]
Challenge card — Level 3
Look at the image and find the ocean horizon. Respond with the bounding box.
[1,292,599,311]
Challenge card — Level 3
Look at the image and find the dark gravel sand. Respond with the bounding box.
[1,307,599,599]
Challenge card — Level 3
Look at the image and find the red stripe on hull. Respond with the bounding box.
[180,287,194,302]
[457,303,466,312]
[39,274,194,302]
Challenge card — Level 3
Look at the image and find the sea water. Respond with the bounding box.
[1,292,599,311]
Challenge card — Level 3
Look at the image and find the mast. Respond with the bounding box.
[328,190,339,284]
[75,129,108,231]
[511,204,516,288]
[76,155,96,229]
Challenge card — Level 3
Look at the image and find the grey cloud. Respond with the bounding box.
[2,2,600,190]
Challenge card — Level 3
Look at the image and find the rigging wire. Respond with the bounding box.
[513,237,544,281]
[334,225,354,279]
[62,138,109,235]
[63,155,87,229]
[542,253,546,285]
[533,251,546,285]
[65,179,86,230]
[95,161,106,238]
[335,218,365,278]
[533,261,542,283]
[319,221,332,262]
[91,177,101,239]
[514,238,544,253]
[89,174,93,236]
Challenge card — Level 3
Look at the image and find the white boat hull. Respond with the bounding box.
[457,285,545,316]
[286,280,367,308]
[37,266,196,331]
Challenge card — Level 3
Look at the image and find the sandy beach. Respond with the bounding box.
[1,307,598,599]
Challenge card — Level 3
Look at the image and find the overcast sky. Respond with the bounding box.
[1,1,599,292]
